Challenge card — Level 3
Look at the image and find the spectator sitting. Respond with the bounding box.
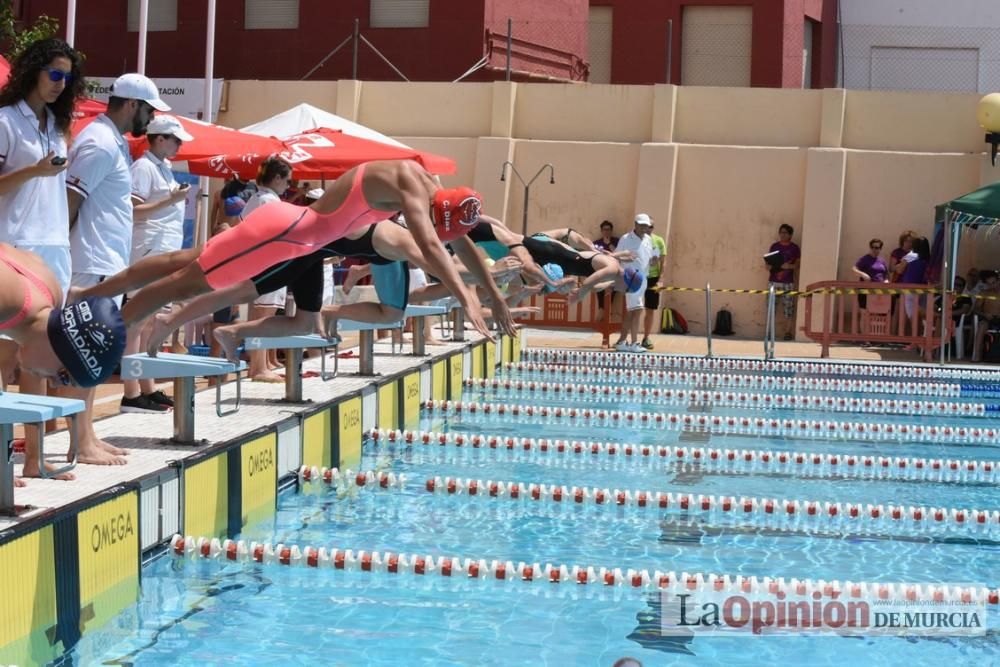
[972,270,1000,362]
[765,223,801,341]
[850,237,888,310]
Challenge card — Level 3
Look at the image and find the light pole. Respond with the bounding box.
[500,161,555,236]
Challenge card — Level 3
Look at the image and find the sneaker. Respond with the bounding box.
[629,343,647,353]
[120,394,171,414]
[144,390,174,408]
[641,338,654,350]
[615,341,631,352]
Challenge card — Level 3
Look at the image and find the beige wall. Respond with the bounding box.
[215,79,999,339]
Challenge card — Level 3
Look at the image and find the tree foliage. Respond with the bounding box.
[0,1,59,61]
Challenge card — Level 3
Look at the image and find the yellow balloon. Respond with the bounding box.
[977,93,1000,132]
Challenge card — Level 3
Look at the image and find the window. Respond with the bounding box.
[681,6,752,87]
[370,0,429,29]
[127,0,178,32]
[245,0,300,30]
[588,6,613,84]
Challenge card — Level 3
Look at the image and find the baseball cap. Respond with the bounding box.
[111,73,170,111]
[634,213,653,227]
[146,114,193,141]
[47,297,127,387]
[622,267,645,293]
[432,186,483,242]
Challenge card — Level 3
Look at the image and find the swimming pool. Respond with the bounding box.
[66,350,1000,665]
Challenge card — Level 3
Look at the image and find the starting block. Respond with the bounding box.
[243,334,340,402]
[120,352,246,445]
[402,305,449,355]
[338,318,402,375]
[1,392,85,515]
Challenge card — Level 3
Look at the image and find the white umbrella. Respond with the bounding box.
[241,103,410,148]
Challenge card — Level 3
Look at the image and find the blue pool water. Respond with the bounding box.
[67,355,1000,666]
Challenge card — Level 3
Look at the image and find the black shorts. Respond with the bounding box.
[213,306,237,324]
[251,254,326,313]
[644,278,660,310]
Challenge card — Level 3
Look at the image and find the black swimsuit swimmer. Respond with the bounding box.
[521,235,596,277]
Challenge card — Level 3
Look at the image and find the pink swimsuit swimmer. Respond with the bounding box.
[198,163,388,289]
[0,249,55,330]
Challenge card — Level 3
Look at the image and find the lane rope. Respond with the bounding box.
[422,400,1000,445]
[418,475,1000,539]
[169,534,1000,605]
[368,429,1000,484]
[520,349,1000,382]
[505,362,962,397]
[466,377,992,417]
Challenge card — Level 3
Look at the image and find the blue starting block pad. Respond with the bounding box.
[242,334,340,351]
[1,392,87,511]
[243,335,341,399]
[119,353,247,444]
[404,305,448,318]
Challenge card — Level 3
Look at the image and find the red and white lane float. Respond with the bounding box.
[420,475,1000,539]
[169,534,1000,606]
[421,400,999,446]
[503,362,962,398]
[464,377,986,417]
[297,466,406,490]
[521,348,1000,382]
[368,429,1000,484]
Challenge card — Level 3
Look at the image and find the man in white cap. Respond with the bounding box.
[613,213,655,352]
[120,114,194,413]
[63,73,169,463]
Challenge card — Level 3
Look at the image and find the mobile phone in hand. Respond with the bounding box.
[50,156,67,166]
[178,183,191,191]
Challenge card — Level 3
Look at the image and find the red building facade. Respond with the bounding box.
[17,0,835,87]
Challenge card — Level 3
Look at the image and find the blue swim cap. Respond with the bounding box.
[223,195,245,217]
[542,263,564,293]
[623,267,645,294]
[47,297,127,387]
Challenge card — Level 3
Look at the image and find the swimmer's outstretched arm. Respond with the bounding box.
[71,248,201,302]
[450,235,517,337]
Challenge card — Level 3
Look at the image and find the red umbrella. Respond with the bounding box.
[0,55,9,84]
[185,127,456,180]
[72,112,286,164]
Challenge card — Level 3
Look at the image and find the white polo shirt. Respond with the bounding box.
[130,150,184,253]
[0,100,70,246]
[616,230,656,273]
[67,114,133,275]
[239,186,280,220]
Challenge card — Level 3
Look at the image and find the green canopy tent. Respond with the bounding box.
[938,180,1000,363]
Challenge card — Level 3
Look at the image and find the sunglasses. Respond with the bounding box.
[44,67,74,84]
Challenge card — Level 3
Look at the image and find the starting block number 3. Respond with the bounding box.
[126,358,144,378]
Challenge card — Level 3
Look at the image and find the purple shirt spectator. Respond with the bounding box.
[594,235,618,252]
[855,254,888,282]
[768,241,800,283]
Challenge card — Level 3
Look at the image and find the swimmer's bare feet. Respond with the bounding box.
[146,312,175,357]
[343,265,367,294]
[567,288,583,306]
[213,326,242,362]
[14,477,26,487]
[20,460,77,479]
[97,438,129,456]
[251,372,284,383]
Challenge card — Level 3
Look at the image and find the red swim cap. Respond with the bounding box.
[432,187,483,242]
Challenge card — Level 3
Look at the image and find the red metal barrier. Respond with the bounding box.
[515,290,620,348]
[801,281,949,361]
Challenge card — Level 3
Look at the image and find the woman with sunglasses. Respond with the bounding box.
[851,238,888,310]
[0,38,86,479]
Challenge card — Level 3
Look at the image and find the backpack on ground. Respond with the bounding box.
[660,307,689,335]
[712,308,735,336]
